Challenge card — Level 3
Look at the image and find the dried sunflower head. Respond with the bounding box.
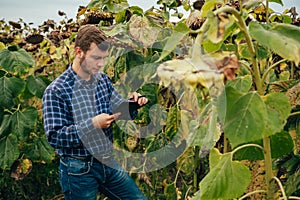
[25,34,44,44]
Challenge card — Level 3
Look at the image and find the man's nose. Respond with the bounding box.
[97,59,105,67]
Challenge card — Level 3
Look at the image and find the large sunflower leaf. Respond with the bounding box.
[0,77,25,109]
[249,21,300,64]
[0,134,20,170]
[157,22,190,62]
[224,88,267,147]
[0,48,34,74]
[24,137,55,163]
[200,148,251,199]
[11,107,38,141]
[26,76,50,98]
[262,92,291,137]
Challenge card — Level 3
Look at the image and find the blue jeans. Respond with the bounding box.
[59,156,147,200]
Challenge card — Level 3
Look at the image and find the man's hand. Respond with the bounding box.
[92,113,121,129]
[129,92,148,106]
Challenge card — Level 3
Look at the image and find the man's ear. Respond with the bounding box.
[75,47,83,58]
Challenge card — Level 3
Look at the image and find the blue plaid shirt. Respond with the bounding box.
[42,66,133,157]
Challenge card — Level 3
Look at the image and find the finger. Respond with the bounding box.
[133,92,140,101]
[138,97,148,105]
[133,94,138,102]
[107,114,116,120]
[111,112,121,119]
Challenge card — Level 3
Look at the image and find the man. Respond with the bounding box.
[42,24,148,200]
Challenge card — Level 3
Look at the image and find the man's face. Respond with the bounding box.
[80,42,109,76]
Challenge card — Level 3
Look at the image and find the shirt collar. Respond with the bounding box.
[68,64,99,88]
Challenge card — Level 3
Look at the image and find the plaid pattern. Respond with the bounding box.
[42,66,131,157]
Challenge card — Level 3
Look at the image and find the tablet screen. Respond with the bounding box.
[112,101,142,116]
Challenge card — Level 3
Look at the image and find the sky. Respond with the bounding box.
[0,0,299,27]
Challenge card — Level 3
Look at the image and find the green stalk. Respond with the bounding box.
[291,62,295,79]
[195,6,263,91]
[262,59,287,83]
[232,144,264,155]
[223,134,229,153]
[220,7,274,199]
[263,137,274,199]
[194,5,275,199]
[289,111,300,118]
[266,0,270,24]
[193,146,200,192]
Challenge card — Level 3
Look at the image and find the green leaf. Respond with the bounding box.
[27,75,49,98]
[188,103,221,156]
[0,48,34,74]
[163,180,179,200]
[0,107,3,124]
[201,0,224,18]
[262,92,291,137]
[176,148,195,175]
[270,131,293,158]
[242,0,263,9]
[197,106,221,145]
[269,0,283,6]
[224,89,267,147]
[130,6,144,15]
[234,141,264,160]
[238,43,252,59]
[0,42,5,51]
[205,11,236,45]
[0,77,25,109]
[271,23,300,43]
[187,103,211,147]
[165,106,180,139]
[24,137,55,163]
[206,11,220,43]
[285,160,300,196]
[105,23,128,37]
[226,75,252,93]
[88,0,129,13]
[160,0,177,7]
[0,114,12,138]
[157,22,190,62]
[216,87,227,124]
[238,41,270,60]
[282,15,292,24]
[200,148,251,199]
[11,107,38,141]
[106,1,129,13]
[115,9,127,23]
[234,131,294,160]
[128,14,161,48]
[192,190,201,200]
[217,86,242,125]
[202,39,223,53]
[0,134,20,170]
[209,147,222,169]
[249,21,300,64]
[149,105,169,133]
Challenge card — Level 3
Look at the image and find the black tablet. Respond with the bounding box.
[112,96,147,116]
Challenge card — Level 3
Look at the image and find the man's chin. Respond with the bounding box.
[92,69,100,74]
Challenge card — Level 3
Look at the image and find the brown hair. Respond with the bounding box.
[74,24,110,53]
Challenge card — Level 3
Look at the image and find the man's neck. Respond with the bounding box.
[72,58,90,81]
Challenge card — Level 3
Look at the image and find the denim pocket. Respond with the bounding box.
[58,162,70,194]
[63,157,91,176]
